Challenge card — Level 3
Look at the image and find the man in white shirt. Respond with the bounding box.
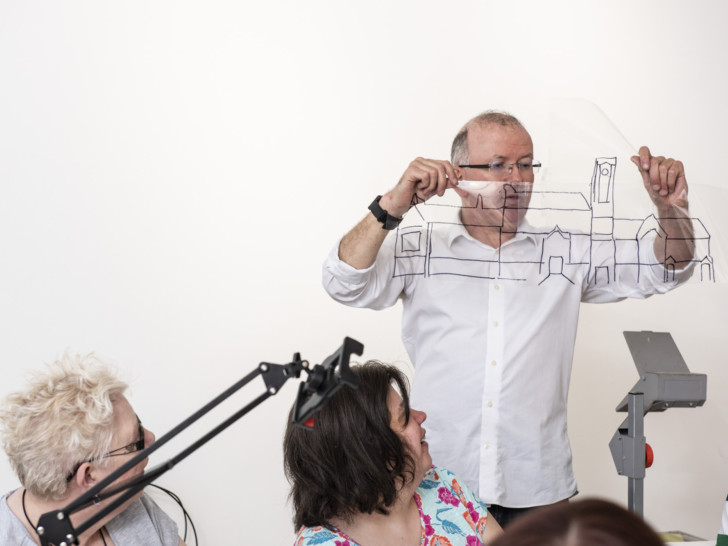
[322,111,694,526]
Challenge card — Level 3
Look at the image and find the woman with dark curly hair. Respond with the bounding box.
[284,360,503,545]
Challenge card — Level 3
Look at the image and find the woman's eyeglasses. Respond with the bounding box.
[66,415,145,482]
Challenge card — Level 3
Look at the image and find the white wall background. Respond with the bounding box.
[1,1,727,543]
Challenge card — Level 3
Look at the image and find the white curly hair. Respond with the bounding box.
[0,352,128,500]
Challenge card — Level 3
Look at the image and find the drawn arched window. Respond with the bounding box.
[663,262,675,283]
[540,228,570,275]
[700,257,714,282]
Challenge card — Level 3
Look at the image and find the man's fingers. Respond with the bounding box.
[638,146,652,170]
[662,158,678,196]
[649,155,666,193]
[634,147,689,205]
[444,163,459,188]
[409,158,456,197]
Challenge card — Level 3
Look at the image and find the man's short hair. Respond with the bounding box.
[0,353,128,500]
[451,110,525,166]
[283,361,415,530]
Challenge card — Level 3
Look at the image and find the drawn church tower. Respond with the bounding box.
[588,157,617,285]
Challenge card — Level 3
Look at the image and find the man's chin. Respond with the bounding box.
[503,210,526,229]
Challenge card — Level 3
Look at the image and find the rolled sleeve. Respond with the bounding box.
[322,238,405,310]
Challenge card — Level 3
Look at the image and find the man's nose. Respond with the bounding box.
[506,164,523,182]
[413,409,427,424]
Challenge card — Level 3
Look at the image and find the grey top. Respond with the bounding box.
[1,489,179,545]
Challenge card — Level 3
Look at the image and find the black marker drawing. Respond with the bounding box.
[392,158,714,285]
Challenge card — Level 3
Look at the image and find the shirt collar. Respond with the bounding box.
[445,217,540,248]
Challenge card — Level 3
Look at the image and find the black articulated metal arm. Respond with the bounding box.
[36,337,363,546]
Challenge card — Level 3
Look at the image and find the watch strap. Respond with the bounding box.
[368,195,402,230]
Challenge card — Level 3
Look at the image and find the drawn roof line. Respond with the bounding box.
[545,225,570,239]
[414,190,592,209]
[613,217,710,238]
[403,219,710,249]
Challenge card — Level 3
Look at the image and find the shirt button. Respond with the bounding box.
[484,444,490,450]
[493,321,499,327]
[487,401,493,408]
[491,360,497,366]
[494,284,500,290]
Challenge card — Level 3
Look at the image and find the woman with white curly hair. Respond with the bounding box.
[0,353,185,545]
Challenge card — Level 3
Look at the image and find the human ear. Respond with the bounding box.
[77,462,97,489]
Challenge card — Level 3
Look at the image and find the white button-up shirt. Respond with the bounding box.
[323,220,689,507]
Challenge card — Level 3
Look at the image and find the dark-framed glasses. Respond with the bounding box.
[459,160,541,176]
[66,415,145,482]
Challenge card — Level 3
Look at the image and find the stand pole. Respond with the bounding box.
[627,392,645,516]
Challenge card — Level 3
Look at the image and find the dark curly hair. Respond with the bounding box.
[489,498,664,546]
[283,361,415,530]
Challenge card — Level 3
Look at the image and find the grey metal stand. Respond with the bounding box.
[626,393,645,514]
[609,331,706,516]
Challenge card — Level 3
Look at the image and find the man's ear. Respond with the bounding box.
[453,165,464,181]
[452,167,468,199]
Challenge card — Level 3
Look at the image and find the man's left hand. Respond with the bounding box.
[631,145,688,210]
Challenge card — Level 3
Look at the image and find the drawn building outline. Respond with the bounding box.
[392,157,714,285]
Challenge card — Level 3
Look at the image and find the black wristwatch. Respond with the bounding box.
[368,195,403,230]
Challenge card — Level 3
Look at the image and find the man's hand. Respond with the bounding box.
[380,157,459,218]
[630,145,688,210]
[631,145,694,264]
[337,157,458,270]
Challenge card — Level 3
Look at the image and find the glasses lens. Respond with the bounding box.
[132,417,145,452]
[514,161,541,174]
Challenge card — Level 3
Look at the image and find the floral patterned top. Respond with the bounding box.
[293,466,491,545]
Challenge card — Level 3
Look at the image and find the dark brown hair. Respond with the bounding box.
[283,361,415,530]
[489,498,664,546]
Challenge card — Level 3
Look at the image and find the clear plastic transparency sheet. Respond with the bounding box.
[395,99,724,286]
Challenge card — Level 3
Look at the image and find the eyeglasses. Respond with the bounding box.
[459,160,541,176]
[105,415,145,457]
[66,415,145,482]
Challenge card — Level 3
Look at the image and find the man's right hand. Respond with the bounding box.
[379,157,460,218]
[336,157,458,270]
